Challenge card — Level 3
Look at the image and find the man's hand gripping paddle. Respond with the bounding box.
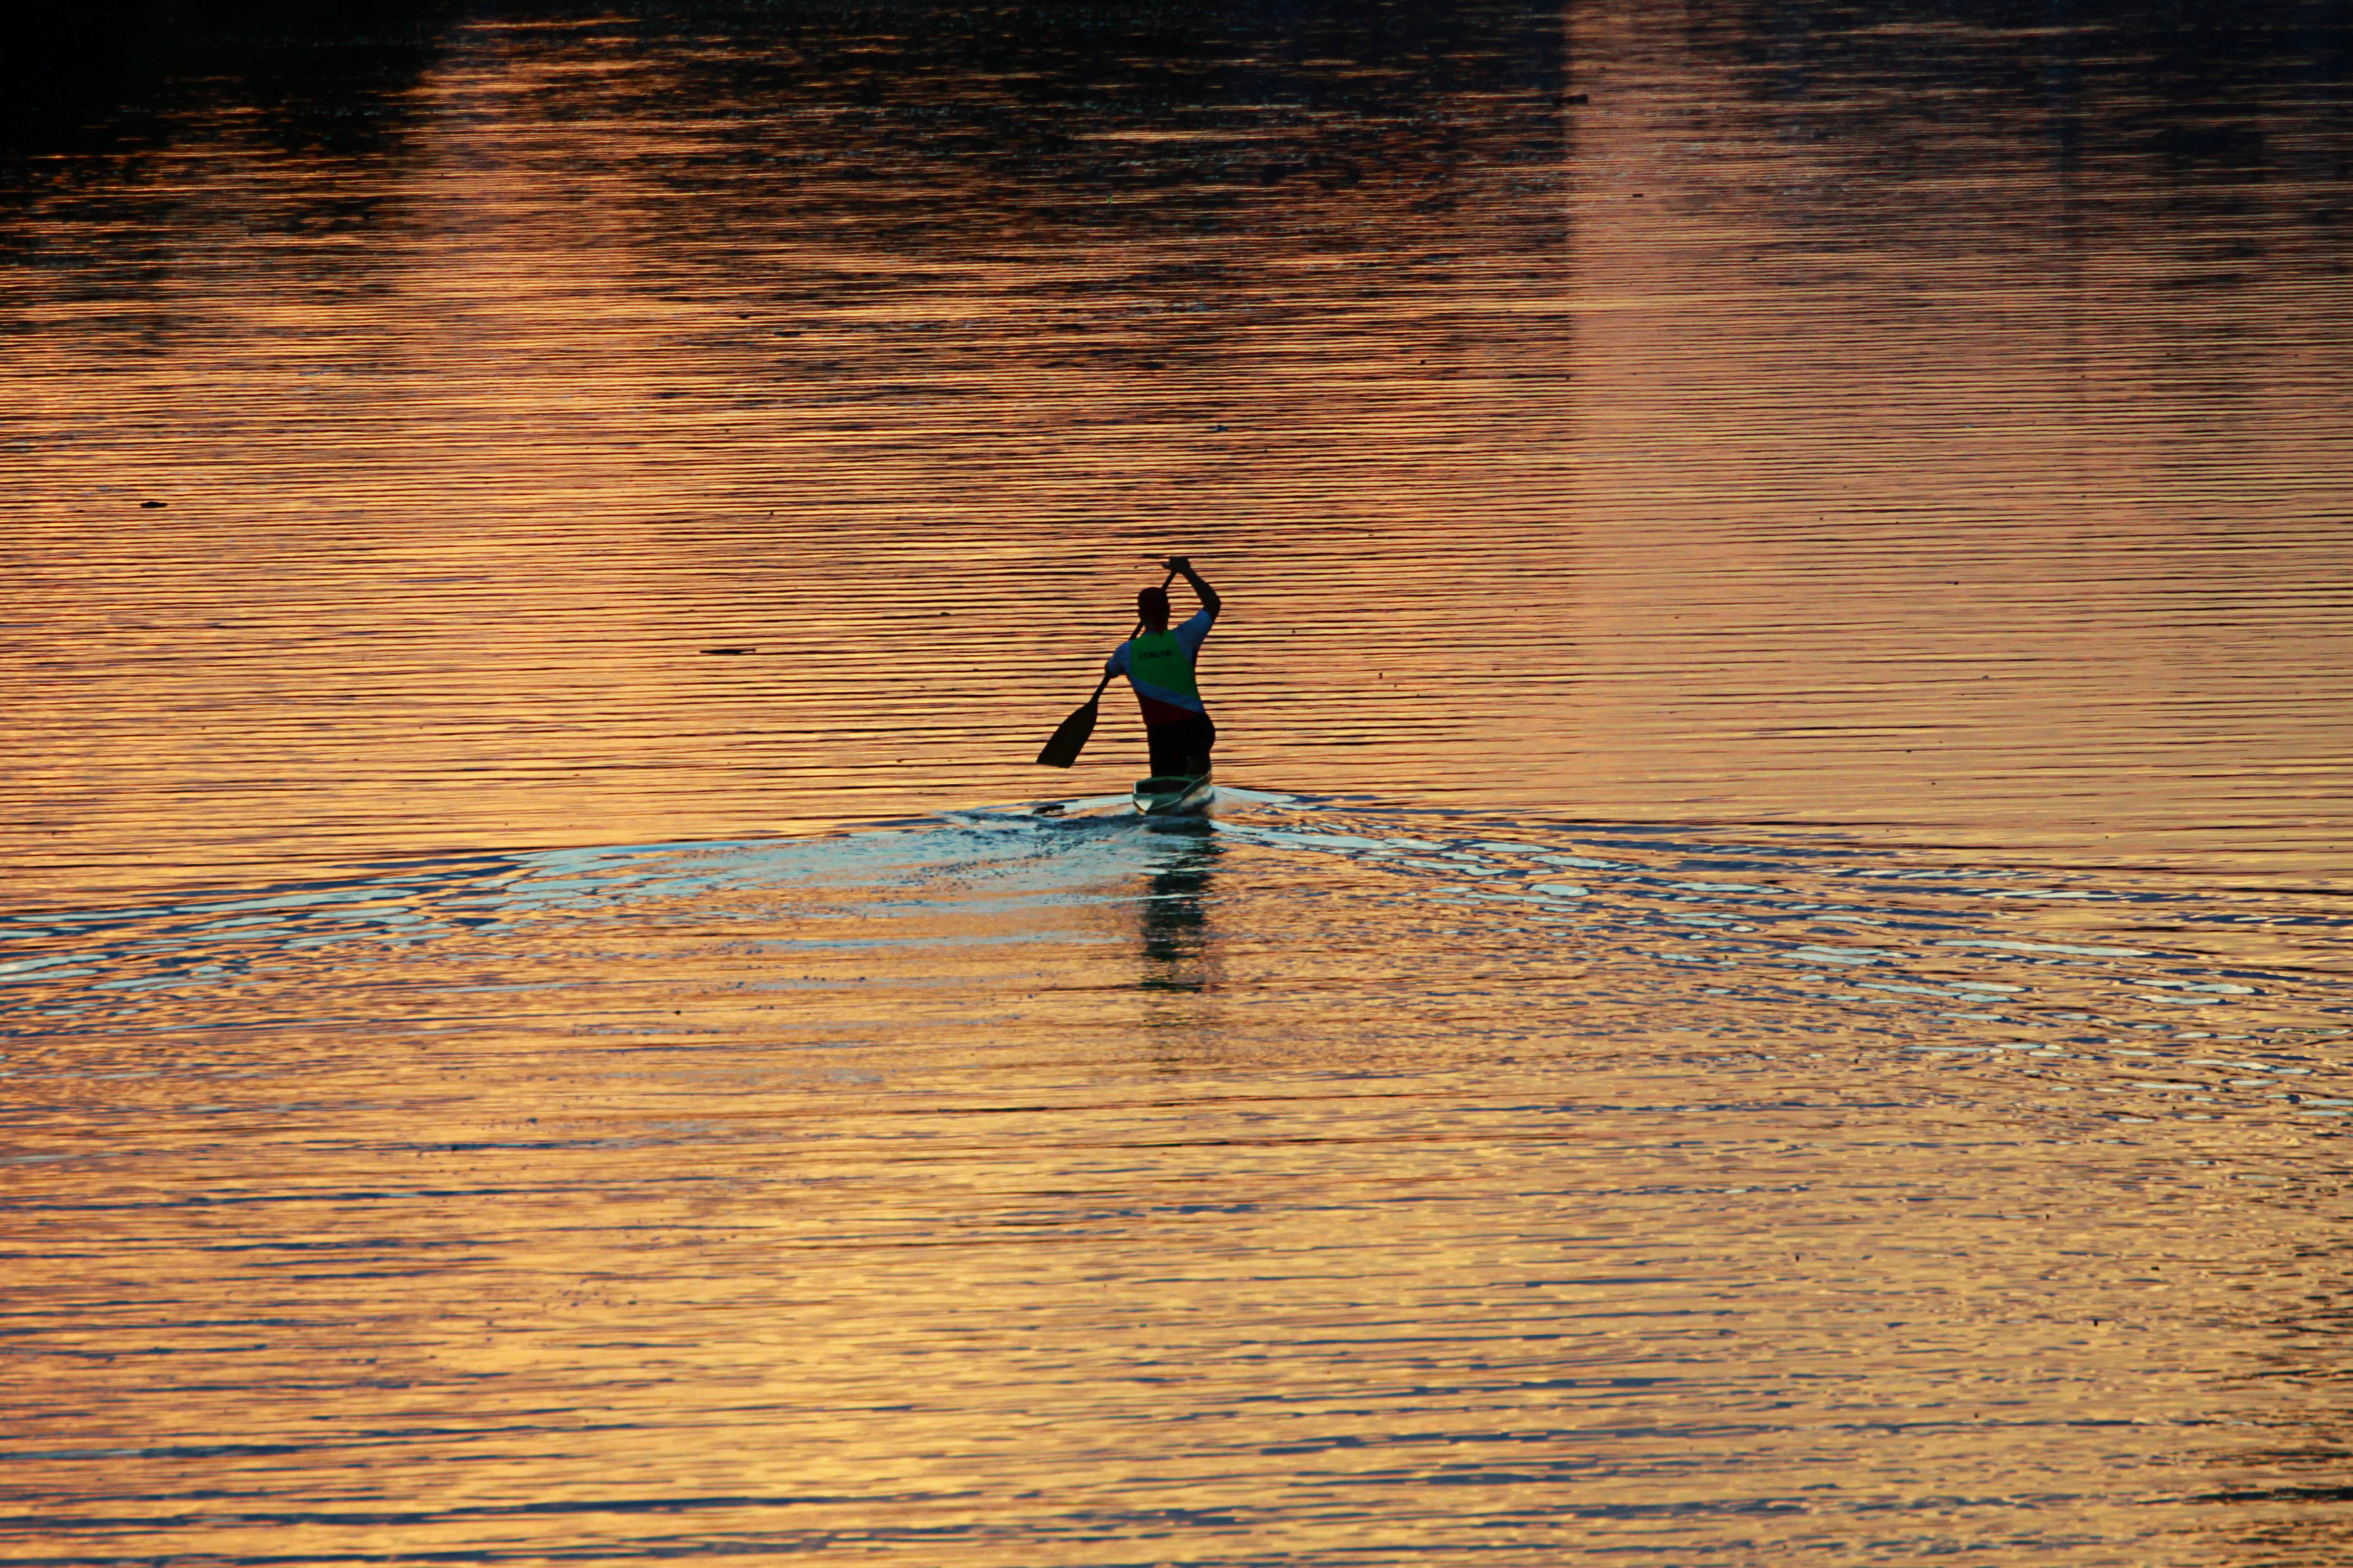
[1034,568,1176,769]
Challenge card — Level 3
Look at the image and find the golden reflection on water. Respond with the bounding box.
[4,0,2352,1563]
[1,806,2350,1564]
[2,0,2346,908]
[5,804,2352,1564]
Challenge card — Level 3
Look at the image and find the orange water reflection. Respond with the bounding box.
[4,0,2352,1562]
[4,0,2347,912]
[3,810,2351,1563]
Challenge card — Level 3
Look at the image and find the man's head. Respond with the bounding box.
[1137,586,1171,631]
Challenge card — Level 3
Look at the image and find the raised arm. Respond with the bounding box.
[1165,556,1220,617]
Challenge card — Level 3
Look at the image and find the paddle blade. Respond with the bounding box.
[1034,699,1100,768]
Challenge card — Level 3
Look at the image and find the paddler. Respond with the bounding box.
[1106,556,1221,779]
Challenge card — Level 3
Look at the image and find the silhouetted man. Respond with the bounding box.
[1106,556,1221,778]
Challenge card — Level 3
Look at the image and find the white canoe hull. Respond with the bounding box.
[1133,774,1215,817]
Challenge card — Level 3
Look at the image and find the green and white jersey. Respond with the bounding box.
[1107,608,1215,724]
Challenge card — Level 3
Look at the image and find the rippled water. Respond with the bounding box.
[5,0,2352,1562]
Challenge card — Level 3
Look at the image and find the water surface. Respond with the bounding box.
[4,0,2351,1562]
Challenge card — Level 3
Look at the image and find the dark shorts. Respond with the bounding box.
[1145,714,1216,778]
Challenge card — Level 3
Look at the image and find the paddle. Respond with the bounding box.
[1034,568,1176,769]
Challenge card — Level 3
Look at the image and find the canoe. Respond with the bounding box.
[1133,773,1215,817]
